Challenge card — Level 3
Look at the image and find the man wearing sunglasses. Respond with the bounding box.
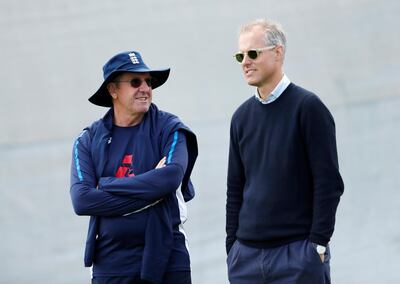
[70,50,198,284]
[226,19,344,284]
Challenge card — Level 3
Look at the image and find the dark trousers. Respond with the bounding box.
[92,271,191,284]
[227,239,331,284]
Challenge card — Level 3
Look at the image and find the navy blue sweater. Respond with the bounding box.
[226,83,344,253]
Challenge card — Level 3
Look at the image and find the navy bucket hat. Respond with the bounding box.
[89,51,170,107]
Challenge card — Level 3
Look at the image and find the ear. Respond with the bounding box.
[107,82,118,99]
[275,45,285,62]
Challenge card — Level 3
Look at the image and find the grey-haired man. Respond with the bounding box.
[226,19,344,284]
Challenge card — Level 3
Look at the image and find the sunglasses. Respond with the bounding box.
[114,77,153,88]
[234,46,276,63]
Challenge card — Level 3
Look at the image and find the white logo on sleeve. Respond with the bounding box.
[129,52,140,64]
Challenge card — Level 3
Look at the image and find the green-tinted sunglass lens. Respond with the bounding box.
[247,50,258,60]
[235,53,244,63]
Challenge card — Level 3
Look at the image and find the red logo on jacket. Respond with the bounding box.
[116,154,135,178]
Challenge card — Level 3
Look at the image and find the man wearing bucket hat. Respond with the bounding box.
[70,51,198,284]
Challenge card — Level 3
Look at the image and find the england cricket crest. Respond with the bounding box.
[129,52,140,64]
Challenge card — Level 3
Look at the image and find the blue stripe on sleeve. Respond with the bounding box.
[74,139,83,181]
[167,131,179,164]
[74,131,86,181]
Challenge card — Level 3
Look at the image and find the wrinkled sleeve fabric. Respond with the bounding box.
[98,131,188,200]
[300,95,344,246]
[226,117,246,254]
[70,130,154,216]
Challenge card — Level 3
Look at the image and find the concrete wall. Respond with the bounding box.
[1,0,399,283]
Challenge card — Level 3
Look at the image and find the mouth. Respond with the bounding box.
[135,97,149,102]
[245,69,256,75]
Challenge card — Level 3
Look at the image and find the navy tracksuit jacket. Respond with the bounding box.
[70,104,198,283]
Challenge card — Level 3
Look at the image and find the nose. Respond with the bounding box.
[138,81,151,92]
[241,54,252,66]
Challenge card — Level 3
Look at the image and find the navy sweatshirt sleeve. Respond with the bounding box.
[97,131,188,200]
[70,131,155,216]
[300,95,344,246]
[226,118,246,254]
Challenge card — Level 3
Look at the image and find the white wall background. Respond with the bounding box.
[1,0,399,283]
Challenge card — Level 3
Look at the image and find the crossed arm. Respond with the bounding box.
[70,131,188,217]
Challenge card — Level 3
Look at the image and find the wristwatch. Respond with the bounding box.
[316,245,326,255]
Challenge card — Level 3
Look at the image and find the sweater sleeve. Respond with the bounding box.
[300,95,344,246]
[226,117,245,254]
[98,131,188,200]
[70,131,155,216]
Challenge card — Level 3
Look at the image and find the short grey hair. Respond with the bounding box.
[240,19,287,54]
